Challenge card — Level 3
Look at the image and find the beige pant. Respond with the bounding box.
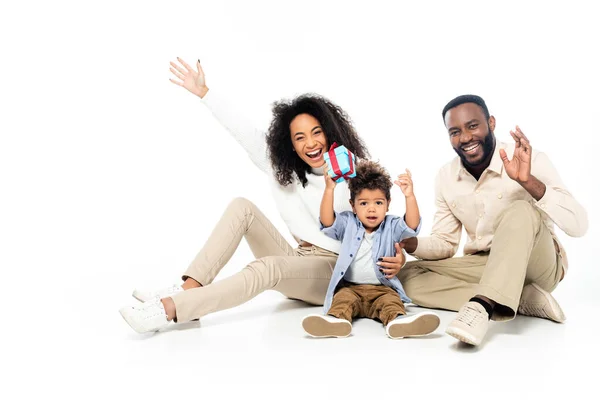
[398,200,564,321]
[172,197,338,323]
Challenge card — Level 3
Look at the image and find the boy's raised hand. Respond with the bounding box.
[394,169,414,197]
[324,164,337,190]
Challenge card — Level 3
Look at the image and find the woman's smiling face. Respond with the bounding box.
[289,113,329,168]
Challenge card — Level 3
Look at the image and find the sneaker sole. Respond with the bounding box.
[519,283,566,323]
[387,312,440,339]
[445,326,480,346]
[302,315,351,338]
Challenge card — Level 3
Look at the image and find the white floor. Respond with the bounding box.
[7,260,596,400]
[50,287,593,400]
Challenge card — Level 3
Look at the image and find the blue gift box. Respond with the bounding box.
[323,144,356,183]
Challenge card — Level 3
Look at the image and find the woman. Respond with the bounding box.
[119,58,407,333]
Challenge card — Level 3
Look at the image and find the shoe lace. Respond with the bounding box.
[160,284,181,297]
[456,305,485,327]
[135,296,165,319]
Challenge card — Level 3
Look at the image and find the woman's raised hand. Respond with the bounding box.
[169,57,209,98]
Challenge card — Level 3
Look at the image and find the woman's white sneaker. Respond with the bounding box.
[119,297,170,333]
[132,284,183,302]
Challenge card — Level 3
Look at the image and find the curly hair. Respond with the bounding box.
[266,94,370,187]
[348,160,392,202]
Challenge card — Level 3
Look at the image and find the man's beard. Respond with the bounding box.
[456,126,496,167]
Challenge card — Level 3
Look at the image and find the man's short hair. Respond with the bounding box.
[442,94,490,120]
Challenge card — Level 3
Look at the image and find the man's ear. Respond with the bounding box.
[488,115,496,132]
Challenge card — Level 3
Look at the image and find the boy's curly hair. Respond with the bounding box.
[348,160,392,202]
[266,94,370,187]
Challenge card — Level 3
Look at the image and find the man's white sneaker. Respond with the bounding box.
[302,314,352,338]
[386,311,440,339]
[445,301,489,346]
[518,283,566,323]
[119,297,170,334]
[132,284,183,302]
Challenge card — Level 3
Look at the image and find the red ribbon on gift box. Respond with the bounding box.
[328,142,355,181]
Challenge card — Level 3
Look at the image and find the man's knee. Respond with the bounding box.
[494,200,539,230]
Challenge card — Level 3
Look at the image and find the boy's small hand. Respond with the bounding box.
[394,168,414,197]
[324,164,337,190]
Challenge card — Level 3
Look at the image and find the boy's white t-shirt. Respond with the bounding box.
[343,231,381,285]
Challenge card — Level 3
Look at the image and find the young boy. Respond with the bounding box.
[302,160,440,339]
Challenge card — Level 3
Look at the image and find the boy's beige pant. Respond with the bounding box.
[398,201,564,321]
[172,197,338,323]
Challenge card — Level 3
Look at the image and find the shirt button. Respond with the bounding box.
[477,236,482,240]
[341,271,344,275]
[541,204,546,209]
[479,213,483,218]
[350,254,353,257]
[452,202,456,208]
[475,189,480,194]
[497,194,503,199]
[357,237,360,240]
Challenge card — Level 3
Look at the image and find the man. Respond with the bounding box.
[398,95,588,346]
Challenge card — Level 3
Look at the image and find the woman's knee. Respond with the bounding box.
[223,197,263,227]
[227,197,257,213]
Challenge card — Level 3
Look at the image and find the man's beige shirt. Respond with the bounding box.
[413,141,588,275]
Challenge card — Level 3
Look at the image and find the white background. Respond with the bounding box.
[1,1,598,399]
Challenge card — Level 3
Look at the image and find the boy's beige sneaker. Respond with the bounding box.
[518,283,566,323]
[302,314,352,338]
[445,301,489,346]
[386,311,440,339]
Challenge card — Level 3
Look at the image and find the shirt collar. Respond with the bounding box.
[453,157,464,180]
[487,141,506,175]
